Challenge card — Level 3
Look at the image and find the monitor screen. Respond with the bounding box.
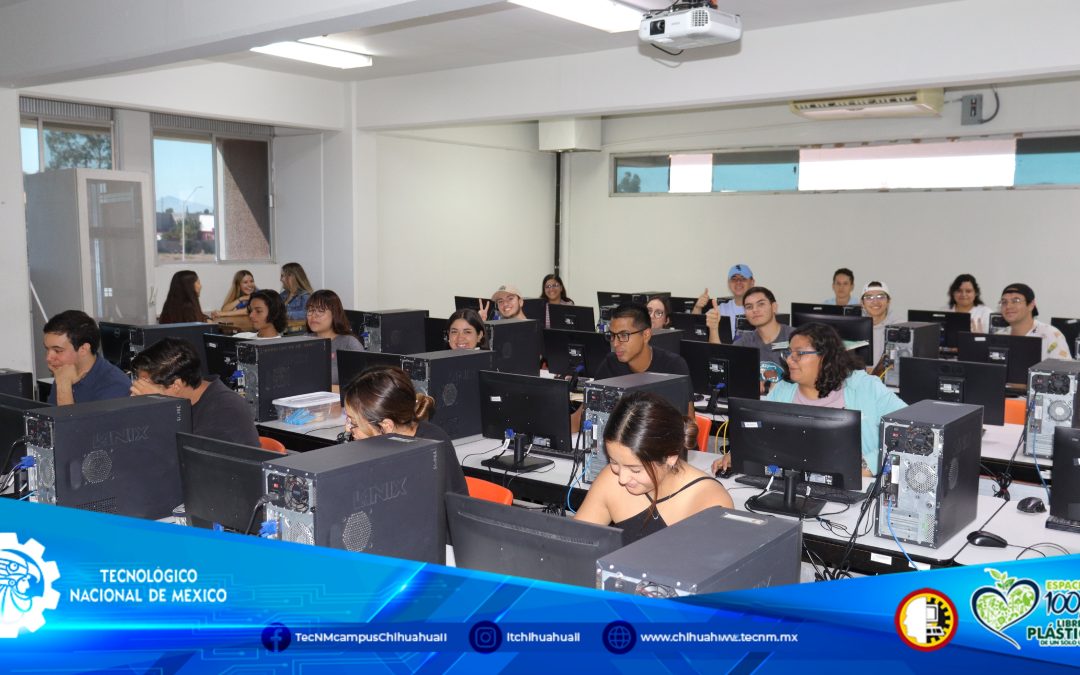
[548,304,596,332]
[446,493,623,587]
[522,298,546,323]
[907,309,971,349]
[0,393,47,475]
[1051,427,1080,527]
[454,296,485,312]
[336,351,405,405]
[541,329,611,378]
[728,397,862,516]
[424,317,448,352]
[668,296,700,314]
[176,432,281,533]
[679,341,761,400]
[670,313,731,344]
[790,313,873,368]
[956,332,1043,387]
[897,357,1006,425]
[790,302,860,317]
[1050,317,1080,359]
[479,371,571,456]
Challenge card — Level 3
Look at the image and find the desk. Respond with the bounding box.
[980,422,1049,485]
[952,498,1078,566]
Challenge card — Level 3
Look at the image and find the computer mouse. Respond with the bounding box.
[1017,496,1047,513]
[966,530,1008,548]
[714,466,734,480]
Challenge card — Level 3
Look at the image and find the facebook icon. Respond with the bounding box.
[261,623,293,652]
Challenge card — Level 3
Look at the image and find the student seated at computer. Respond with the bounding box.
[212,269,257,320]
[541,274,574,328]
[158,270,210,324]
[342,365,467,496]
[233,290,287,339]
[129,338,260,446]
[594,304,690,381]
[42,310,131,406]
[693,263,754,340]
[575,391,733,545]
[646,295,672,331]
[860,281,897,370]
[824,268,859,306]
[489,284,527,321]
[719,286,793,384]
[944,273,991,333]
[279,262,314,322]
[991,283,1072,360]
[305,289,363,387]
[446,309,487,350]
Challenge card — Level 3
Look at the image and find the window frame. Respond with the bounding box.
[21,114,116,173]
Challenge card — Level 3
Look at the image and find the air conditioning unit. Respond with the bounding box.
[790,89,945,120]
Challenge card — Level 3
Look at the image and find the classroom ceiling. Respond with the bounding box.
[210,0,966,82]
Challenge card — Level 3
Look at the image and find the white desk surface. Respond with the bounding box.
[952,497,1078,566]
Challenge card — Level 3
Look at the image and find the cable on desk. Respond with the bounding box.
[1012,542,1071,560]
[885,500,917,570]
[998,398,1035,501]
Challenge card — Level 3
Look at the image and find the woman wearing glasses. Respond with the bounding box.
[575,391,733,546]
[306,289,363,387]
[860,281,897,370]
[646,295,673,331]
[540,274,573,329]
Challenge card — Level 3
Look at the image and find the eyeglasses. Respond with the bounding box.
[648,309,666,317]
[780,349,820,362]
[305,306,329,315]
[862,293,889,302]
[544,283,561,290]
[606,329,645,343]
[999,297,1027,307]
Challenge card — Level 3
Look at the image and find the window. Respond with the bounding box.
[20,121,38,173]
[20,119,113,173]
[614,155,669,193]
[1015,137,1080,186]
[713,150,798,192]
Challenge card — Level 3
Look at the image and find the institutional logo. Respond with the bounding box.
[971,568,1040,650]
[0,533,61,638]
[895,588,957,651]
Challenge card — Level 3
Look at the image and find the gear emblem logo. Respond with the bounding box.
[0,533,61,638]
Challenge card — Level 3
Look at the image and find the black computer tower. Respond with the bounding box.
[401,350,493,439]
[875,400,982,548]
[582,372,692,483]
[0,369,34,399]
[236,336,331,422]
[25,395,192,520]
[263,434,445,563]
[99,321,137,369]
[1026,359,1080,458]
[1050,428,1080,532]
[882,321,939,387]
[425,317,448,352]
[354,309,428,354]
[130,322,219,377]
[202,334,253,390]
[484,319,539,376]
[649,328,685,355]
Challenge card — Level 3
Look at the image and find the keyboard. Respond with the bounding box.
[734,474,871,505]
[1045,514,1080,534]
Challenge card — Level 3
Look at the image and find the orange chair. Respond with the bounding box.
[465,477,513,506]
[1004,398,1027,425]
[694,414,711,452]
[258,436,287,454]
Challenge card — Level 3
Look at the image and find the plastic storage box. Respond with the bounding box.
[272,392,341,426]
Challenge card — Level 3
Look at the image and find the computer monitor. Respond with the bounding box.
[728,397,863,517]
[479,371,572,458]
[454,295,485,312]
[668,296,700,314]
[425,317,448,352]
[542,329,611,378]
[336,350,405,404]
[956,332,1043,387]
[790,302,862,317]
[548,304,596,332]
[1051,317,1080,359]
[203,334,252,389]
[670,312,731,344]
[790,312,874,367]
[679,341,760,410]
[1050,427,1080,533]
[897,357,1007,426]
[99,321,135,369]
[176,432,281,533]
[597,291,668,308]
[522,298,546,323]
[446,492,624,588]
[907,310,972,350]
[0,393,47,480]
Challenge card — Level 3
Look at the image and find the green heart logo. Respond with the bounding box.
[971,569,1040,649]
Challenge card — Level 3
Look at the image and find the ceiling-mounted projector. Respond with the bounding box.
[639,5,741,50]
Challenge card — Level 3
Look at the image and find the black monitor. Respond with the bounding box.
[446,492,623,588]
[425,317,448,352]
[343,309,365,339]
[728,397,862,517]
[791,302,862,317]
[454,296,485,312]
[790,313,873,367]
[542,329,611,378]
[670,312,731,344]
[522,298,546,324]
[1050,427,1080,533]
[479,371,572,458]
[99,321,135,369]
[548,304,596,332]
[1051,317,1080,359]
[668,296,700,314]
[176,432,281,533]
[0,393,47,484]
[679,341,760,411]
[203,334,251,389]
[956,332,1043,387]
[336,350,405,404]
[907,310,971,350]
[897,357,1006,426]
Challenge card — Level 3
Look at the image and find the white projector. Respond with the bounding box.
[639,6,742,50]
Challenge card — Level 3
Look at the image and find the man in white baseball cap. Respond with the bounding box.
[491,284,527,320]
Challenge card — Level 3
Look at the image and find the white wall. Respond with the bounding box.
[563,78,1080,319]
[0,89,34,371]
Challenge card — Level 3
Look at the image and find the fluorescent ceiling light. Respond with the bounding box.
[250,41,373,69]
[509,0,641,33]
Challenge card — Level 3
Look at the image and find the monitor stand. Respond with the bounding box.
[745,469,824,518]
[482,434,554,473]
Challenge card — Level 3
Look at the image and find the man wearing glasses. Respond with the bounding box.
[594,304,691,397]
[991,283,1072,360]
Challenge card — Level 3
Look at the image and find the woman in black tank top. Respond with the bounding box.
[574,391,733,546]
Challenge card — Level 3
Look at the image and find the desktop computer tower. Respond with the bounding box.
[484,319,539,376]
[875,400,982,548]
[356,309,428,354]
[882,321,939,387]
[649,328,684,355]
[582,372,691,483]
[99,321,137,369]
[263,435,444,563]
[25,395,192,520]
[1025,359,1080,459]
[0,369,34,399]
[236,336,331,422]
[597,506,801,596]
[130,322,219,376]
[401,350,493,439]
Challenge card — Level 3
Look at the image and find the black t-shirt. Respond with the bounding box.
[415,420,468,496]
[593,347,693,408]
[192,378,261,447]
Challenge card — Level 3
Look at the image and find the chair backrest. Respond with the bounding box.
[465,476,513,505]
[694,414,711,452]
[1003,397,1026,426]
[258,436,287,454]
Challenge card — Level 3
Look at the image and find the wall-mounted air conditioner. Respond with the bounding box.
[790,89,944,120]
